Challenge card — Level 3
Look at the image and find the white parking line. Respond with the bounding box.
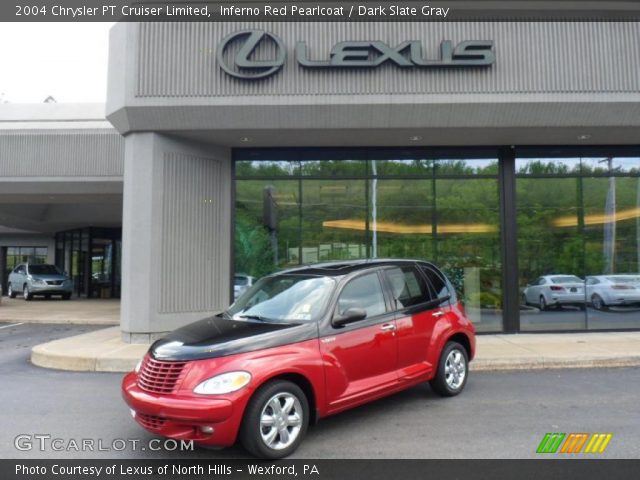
[0,322,24,330]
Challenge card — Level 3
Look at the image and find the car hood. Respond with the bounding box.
[150,315,318,361]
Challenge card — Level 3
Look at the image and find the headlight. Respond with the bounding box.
[134,359,143,373]
[193,371,251,395]
[32,278,46,285]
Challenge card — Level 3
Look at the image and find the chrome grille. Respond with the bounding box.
[137,357,187,394]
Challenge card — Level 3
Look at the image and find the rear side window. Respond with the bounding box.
[337,273,386,319]
[420,265,451,301]
[384,266,430,308]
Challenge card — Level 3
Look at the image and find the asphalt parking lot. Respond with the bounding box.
[1,322,639,459]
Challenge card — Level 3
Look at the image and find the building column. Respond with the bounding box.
[120,132,232,343]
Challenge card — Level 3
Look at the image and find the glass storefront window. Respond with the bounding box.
[302,179,368,263]
[516,153,640,331]
[53,227,122,299]
[234,149,502,333]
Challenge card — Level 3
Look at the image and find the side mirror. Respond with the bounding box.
[332,307,367,327]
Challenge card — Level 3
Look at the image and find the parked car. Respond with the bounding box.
[7,263,72,300]
[233,273,255,300]
[522,275,585,310]
[123,259,476,459]
[586,275,640,310]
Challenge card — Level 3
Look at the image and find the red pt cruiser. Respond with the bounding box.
[122,259,476,458]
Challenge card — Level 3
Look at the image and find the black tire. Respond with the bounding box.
[23,284,33,301]
[591,294,606,311]
[8,284,16,298]
[430,341,469,397]
[539,295,547,311]
[240,380,309,459]
[521,294,529,306]
[62,293,71,300]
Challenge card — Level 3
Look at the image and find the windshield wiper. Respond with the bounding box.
[237,314,274,322]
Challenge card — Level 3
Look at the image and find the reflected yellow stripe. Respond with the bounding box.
[553,207,640,228]
[322,219,497,234]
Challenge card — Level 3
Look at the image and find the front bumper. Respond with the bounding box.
[30,283,72,294]
[121,372,244,447]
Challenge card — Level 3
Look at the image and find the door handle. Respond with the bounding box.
[380,323,396,332]
[432,310,446,318]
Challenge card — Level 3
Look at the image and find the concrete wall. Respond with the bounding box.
[106,22,640,146]
[120,133,231,343]
[0,130,124,177]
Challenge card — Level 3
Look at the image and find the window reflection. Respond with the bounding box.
[517,155,640,331]
[235,150,502,333]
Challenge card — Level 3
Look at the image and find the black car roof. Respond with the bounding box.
[276,258,437,277]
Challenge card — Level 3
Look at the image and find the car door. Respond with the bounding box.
[320,270,398,413]
[11,265,26,292]
[381,264,440,382]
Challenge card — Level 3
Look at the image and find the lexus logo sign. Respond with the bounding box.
[217,30,286,79]
[217,30,495,80]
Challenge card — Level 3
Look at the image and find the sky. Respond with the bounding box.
[0,22,114,103]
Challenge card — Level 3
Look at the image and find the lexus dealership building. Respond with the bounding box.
[2,17,640,341]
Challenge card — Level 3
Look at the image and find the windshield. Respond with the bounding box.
[551,276,582,284]
[29,265,62,275]
[227,274,336,323]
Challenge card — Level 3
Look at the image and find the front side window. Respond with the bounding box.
[384,266,430,308]
[336,272,387,319]
[228,274,335,323]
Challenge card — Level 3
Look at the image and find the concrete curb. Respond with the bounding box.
[31,326,147,372]
[471,356,640,371]
[30,327,640,373]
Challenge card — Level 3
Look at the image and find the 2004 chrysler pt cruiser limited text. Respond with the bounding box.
[122,259,476,458]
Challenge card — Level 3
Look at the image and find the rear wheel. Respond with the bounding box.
[240,380,309,459]
[430,341,469,397]
[539,295,547,311]
[23,284,33,301]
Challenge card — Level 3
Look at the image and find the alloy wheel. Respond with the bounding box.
[259,392,303,451]
[444,348,467,390]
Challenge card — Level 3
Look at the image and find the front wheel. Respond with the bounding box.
[240,380,309,459]
[23,284,33,301]
[8,284,16,298]
[430,341,469,397]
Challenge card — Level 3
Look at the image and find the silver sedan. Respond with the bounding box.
[522,275,585,310]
